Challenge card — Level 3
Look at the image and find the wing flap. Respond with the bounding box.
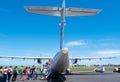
[25,6,61,16]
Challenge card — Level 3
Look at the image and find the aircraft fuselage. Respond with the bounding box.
[48,48,69,74]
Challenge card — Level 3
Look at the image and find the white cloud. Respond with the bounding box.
[95,50,120,57]
[65,40,87,47]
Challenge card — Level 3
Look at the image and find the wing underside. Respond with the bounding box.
[25,6,61,16]
[65,8,101,16]
[0,56,51,60]
[69,57,115,61]
[0,56,115,60]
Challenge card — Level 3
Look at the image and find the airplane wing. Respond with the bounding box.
[25,6,101,16]
[0,56,115,60]
[69,57,115,61]
[0,56,51,60]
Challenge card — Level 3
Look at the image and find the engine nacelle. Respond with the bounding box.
[73,59,78,64]
[37,58,41,64]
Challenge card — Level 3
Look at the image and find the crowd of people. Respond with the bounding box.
[0,65,49,82]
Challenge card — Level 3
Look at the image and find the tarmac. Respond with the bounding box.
[14,71,120,82]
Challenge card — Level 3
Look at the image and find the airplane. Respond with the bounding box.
[0,0,115,82]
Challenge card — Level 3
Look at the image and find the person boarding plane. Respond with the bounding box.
[0,0,115,82]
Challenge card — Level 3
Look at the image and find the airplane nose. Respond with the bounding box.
[62,48,68,55]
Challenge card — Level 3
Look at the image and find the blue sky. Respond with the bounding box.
[0,0,120,66]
